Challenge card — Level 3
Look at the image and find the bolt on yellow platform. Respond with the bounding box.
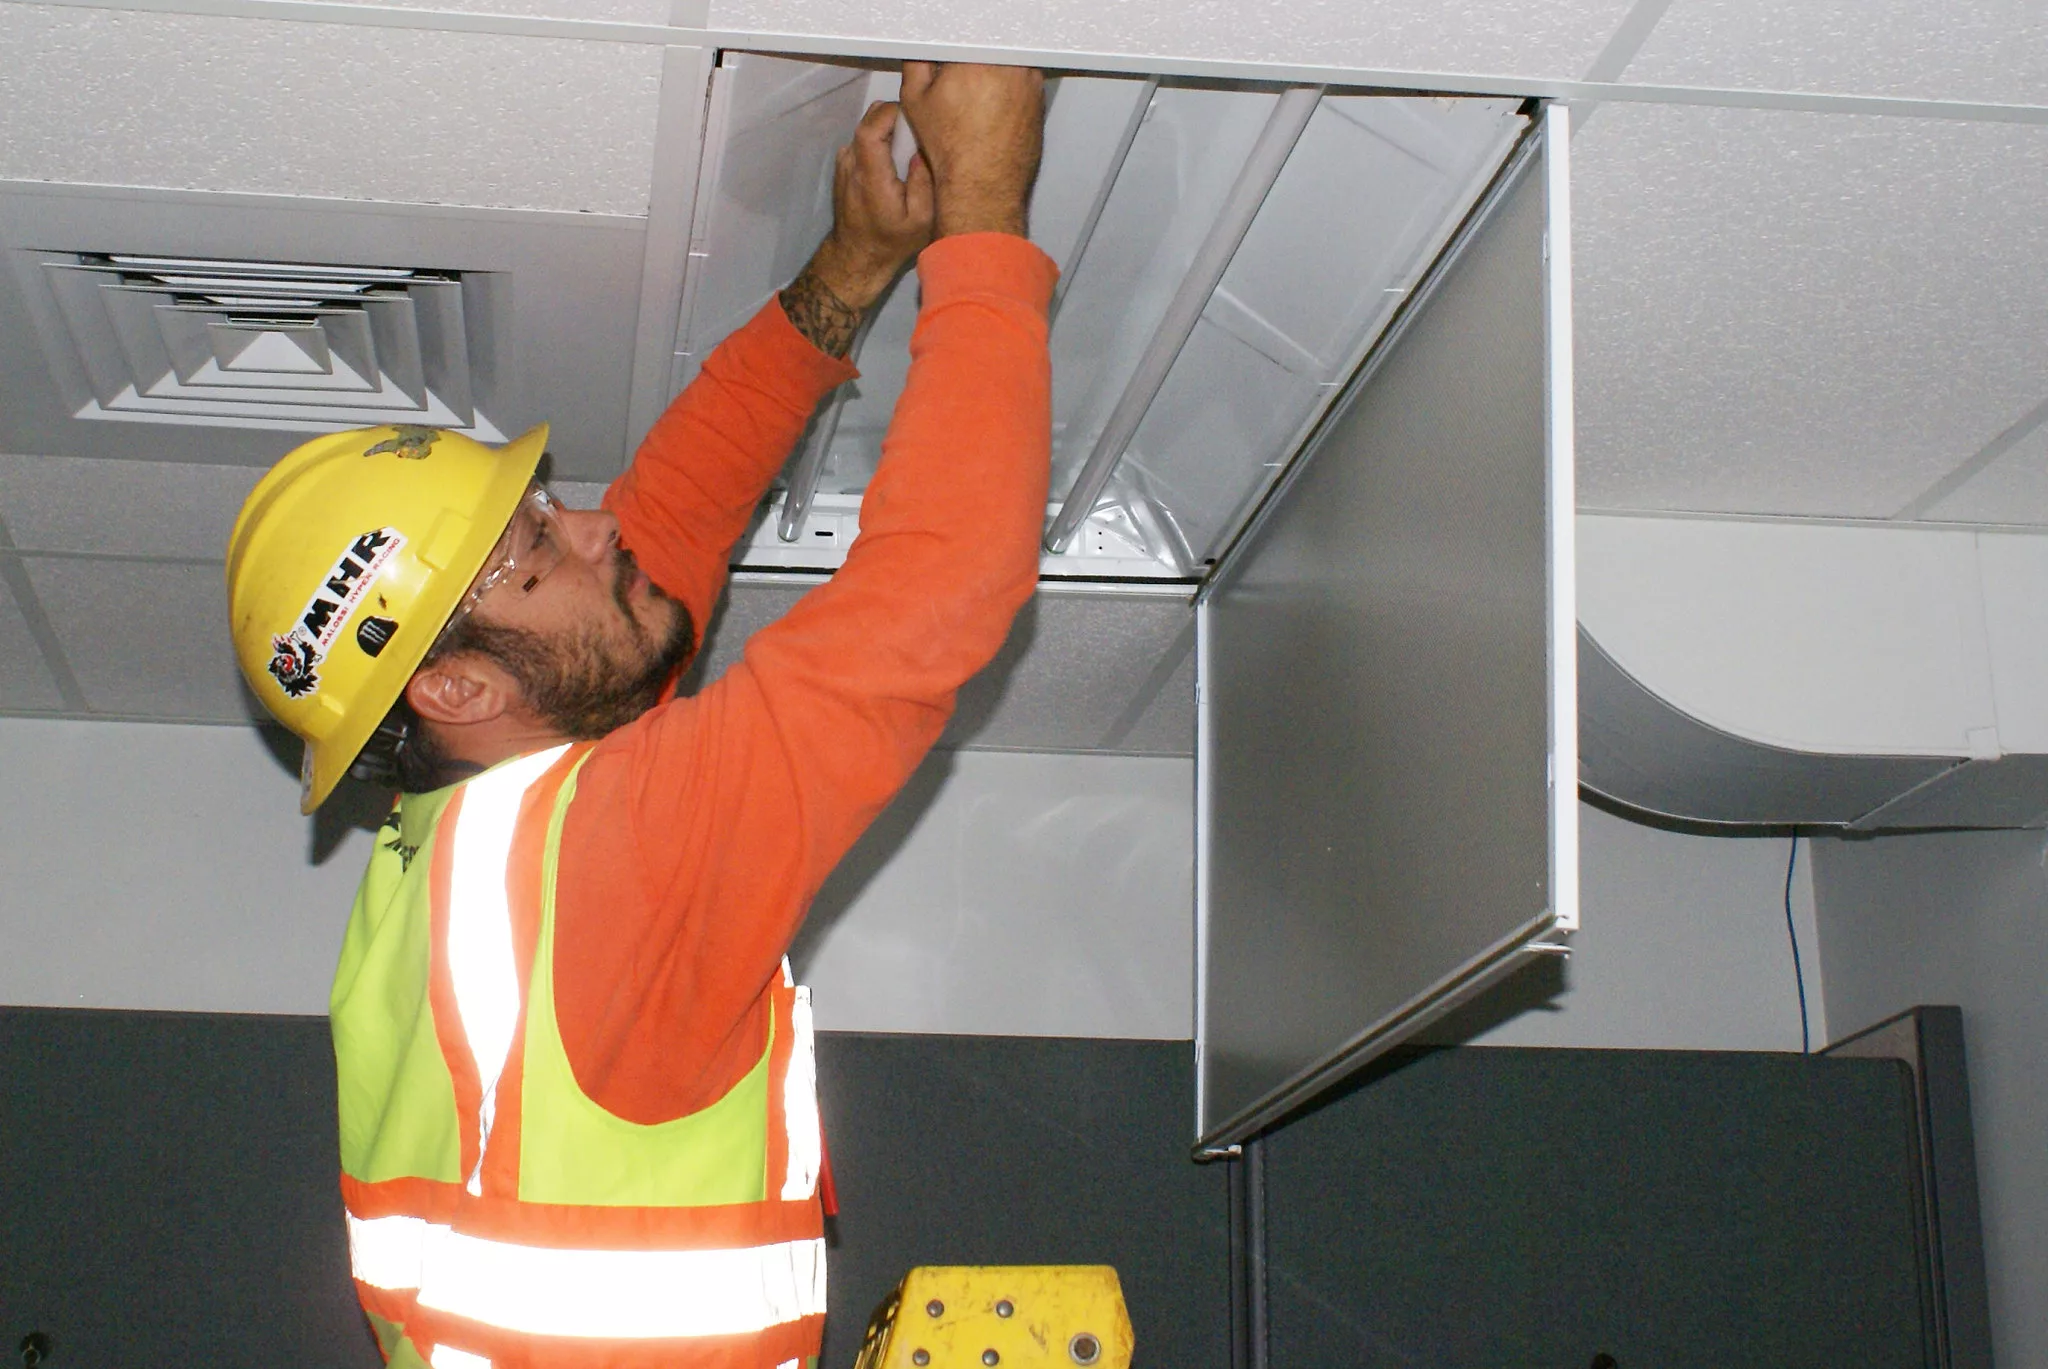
[852,1266,1134,1369]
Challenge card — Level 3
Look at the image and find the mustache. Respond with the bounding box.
[610,544,668,614]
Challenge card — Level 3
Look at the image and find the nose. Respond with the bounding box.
[559,506,621,565]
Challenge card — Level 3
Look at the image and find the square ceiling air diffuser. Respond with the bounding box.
[37,253,504,438]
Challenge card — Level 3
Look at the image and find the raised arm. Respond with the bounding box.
[609,64,1052,1006]
[604,100,938,643]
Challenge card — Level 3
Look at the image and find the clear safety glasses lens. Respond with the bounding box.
[439,487,569,642]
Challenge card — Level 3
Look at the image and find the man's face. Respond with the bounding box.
[450,495,694,738]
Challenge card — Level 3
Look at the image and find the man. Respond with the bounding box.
[224,63,1050,1369]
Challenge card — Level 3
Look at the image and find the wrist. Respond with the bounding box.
[936,208,1028,238]
[930,178,1030,240]
[806,235,902,312]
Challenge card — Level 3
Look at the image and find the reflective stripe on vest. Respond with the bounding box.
[351,1213,826,1338]
[341,745,827,1353]
[432,1342,804,1369]
[779,962,821,1203]
[446,745,568,1195]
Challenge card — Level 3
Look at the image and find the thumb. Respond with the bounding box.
[904,152,935,223]
[900,60,936,106]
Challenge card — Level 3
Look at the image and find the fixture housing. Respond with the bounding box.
[672,55,1526,577]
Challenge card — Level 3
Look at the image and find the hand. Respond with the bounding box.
[899,61,1045,239]
[806,100,936,313]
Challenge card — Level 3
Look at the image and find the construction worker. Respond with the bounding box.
[224,63,1050,1369]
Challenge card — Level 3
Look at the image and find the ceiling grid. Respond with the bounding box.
[0,511,86,711]
[1896,394,2048,521]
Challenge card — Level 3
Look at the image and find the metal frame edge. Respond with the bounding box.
[1543,101,1580,934]
[1193,596,1216,1144]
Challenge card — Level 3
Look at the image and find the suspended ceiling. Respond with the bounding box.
[1,0,2046,743]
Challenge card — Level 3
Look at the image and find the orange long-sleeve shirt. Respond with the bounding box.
[549,233,1055,1124]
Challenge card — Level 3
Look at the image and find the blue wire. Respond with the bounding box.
[1783,832,1810,1054]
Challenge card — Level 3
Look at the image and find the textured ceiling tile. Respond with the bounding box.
[1574,103,2048,520]
[0,7,661,214]
[1108,638,1195,756]
[684,580,1194,752]
[944,592,1194,750]
[321,0,670,18]
[678,579,806,695]
[1925,416,2048,524]
[0,455,259,558]
[552,480,612,511]
[26,557,252,720]
[0,566,64,711]
[711,0,1637,82]
[1623,0,2048,105]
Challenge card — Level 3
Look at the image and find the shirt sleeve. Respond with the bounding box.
[602,299,858,646]
[551,233,1058,1123]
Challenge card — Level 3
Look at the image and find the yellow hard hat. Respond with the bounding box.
[226,422,548,813]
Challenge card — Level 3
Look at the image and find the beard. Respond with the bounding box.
[443,547,696,740]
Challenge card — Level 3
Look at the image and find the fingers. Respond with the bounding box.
[903,151,935,220]
[900,60,936,105]
[849,102,904,187]
[854,98,899,144]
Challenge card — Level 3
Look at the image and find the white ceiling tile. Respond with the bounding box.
[0,566,64,711]
[0,7,662,215]
[710,0,1637,82]
[0,455,259,558]
[1925,414,2048,523]
[1574,103,2048,520]
[25,557,252,720]
[1623,0,2048,105]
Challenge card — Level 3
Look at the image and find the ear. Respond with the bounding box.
[404,653,517,727]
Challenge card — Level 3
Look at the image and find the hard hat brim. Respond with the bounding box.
[297,423,550,814]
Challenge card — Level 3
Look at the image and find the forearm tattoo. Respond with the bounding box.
[779,269,866,359]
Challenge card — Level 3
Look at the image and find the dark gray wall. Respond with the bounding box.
[1,1010,1944,1369]
[0,1010,1228,1369]
[0,1008,374,1368]
[814,1034,1230,1367]
[1263,1047,1933,1368]
[1813,828,2048,1368]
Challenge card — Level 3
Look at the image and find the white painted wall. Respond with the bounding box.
[0,717,1193,1034]
[1810,829,2048,1369]
[1580,513,2048,760]
[0,712,1816,1055]
[793,750,1194,1038]
[1430,801,1822,1051]
[0,717,371,1014]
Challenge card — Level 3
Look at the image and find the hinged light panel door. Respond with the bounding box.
[1195,108,1577,1150]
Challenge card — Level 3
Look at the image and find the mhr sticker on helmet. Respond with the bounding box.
[266,527,407,700]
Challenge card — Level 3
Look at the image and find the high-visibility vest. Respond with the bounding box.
[330,743,827,1369]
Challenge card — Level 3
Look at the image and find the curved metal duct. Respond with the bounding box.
[1578,514,2048,831]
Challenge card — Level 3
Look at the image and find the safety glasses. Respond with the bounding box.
[434,484,570,646]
